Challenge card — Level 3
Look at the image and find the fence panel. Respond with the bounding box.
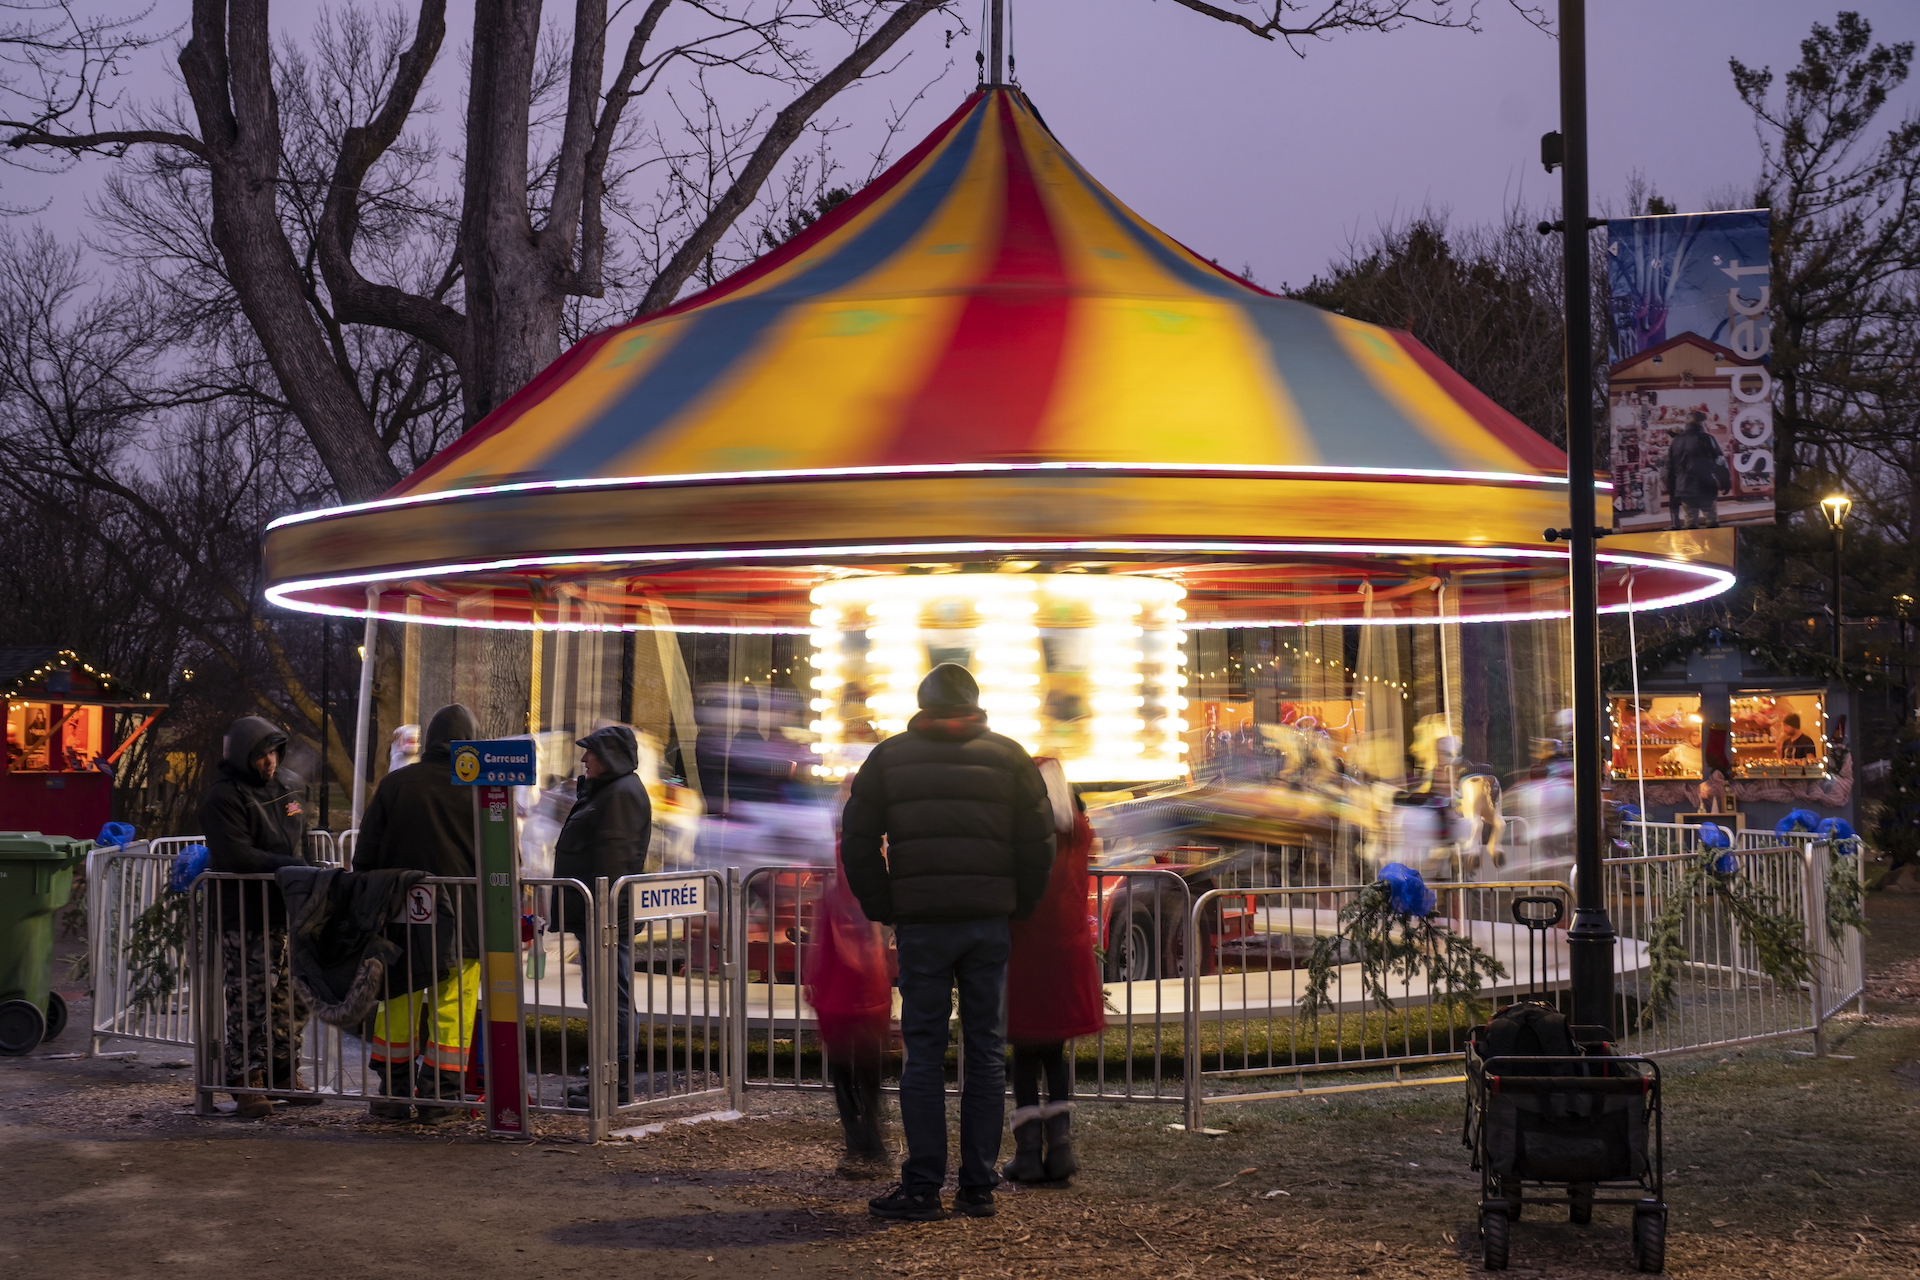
[604,870,732,1125]
[192,871,485,1122]
[1603,843,1818,1057]
[518,876,599,1125]
[87,842,196,1051]
[1183,880,1573,1123]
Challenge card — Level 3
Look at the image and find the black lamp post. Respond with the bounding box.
[1546,0,1618,1036]
[1820,493,1851,665]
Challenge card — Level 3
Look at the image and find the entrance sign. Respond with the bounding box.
[630,877,707,918]
[1605,210,1775,532]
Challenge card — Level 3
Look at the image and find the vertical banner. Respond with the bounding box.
[1605,209,1775,532]
[452,740,535,1139]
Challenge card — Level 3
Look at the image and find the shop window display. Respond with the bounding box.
[1610,696,1705,780]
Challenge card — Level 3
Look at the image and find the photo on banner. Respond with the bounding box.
[1605,209,1775,532]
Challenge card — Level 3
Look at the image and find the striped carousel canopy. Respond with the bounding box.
[263,88,1731,629]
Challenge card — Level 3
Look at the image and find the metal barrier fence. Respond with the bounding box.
[111,833,1866,1139]
[736,864,1194,1104]
[1605,840,1865,1058]
[179,867,731,1141]
[88,832,348,1053]
[87,841,193,1051]
[605,870,735,1125]
[1182,880,1573,1126]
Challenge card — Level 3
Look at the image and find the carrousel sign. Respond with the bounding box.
[1605,209,1775,533]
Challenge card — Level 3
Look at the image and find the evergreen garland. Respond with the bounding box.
[1601,626,1876,690]
[1825,843,1868,942]
[124,893,193,1015]
[1639,851,1813,1027]
[1873,728,1920,869]
[1302,878,1508,1016]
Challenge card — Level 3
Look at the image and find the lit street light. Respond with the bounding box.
[1820,493,1851,664]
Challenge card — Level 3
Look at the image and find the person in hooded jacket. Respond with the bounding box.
[1001,758,1104,1185]
[198,716,318,1118]
[842,664,1055,1222]
[554,724,652,1108]
[1666,412,1727,529]
[351,704,485,1124]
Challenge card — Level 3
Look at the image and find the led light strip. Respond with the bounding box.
[264,461,1602,532]
[264,541,1733,630]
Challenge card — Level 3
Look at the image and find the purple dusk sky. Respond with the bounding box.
[9,2,1917,297]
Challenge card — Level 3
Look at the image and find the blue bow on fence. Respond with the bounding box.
[1618,804,1642,825]
[167,844,210,893]
[1774,808,1822,837]
[1379,861,1437,918]
[95,821,135,849]
[1696,823,1738,873]
[1817,817,1855,845]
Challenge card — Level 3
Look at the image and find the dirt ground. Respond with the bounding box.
[3,898,1918,1279]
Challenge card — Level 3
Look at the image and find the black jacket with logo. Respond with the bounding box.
[353,704,483,956]
[840,706,1055,925]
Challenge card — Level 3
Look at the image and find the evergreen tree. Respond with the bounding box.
[1876,721,1920,872]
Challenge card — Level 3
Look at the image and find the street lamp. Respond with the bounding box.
[1820,493,1851,664]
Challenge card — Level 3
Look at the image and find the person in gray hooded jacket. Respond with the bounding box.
[554,724,652,1107]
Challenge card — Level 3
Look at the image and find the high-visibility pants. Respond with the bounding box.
[369,961,481,1072]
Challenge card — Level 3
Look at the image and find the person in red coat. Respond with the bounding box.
[1003,758,1105,1183]
[805,841,895,1178]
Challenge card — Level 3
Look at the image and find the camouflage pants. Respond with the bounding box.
[220,929,307,1087]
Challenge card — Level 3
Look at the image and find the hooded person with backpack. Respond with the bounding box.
[198,716,319,1117]
[842,664,1055,1221]
[554,724,652,1108]
[351,704,485,1124]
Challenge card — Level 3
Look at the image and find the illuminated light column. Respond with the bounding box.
[971,579,1042,754]
[811,572,1187,784]
[806,604,845,777]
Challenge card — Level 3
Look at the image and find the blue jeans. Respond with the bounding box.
[894,918,1010,1194]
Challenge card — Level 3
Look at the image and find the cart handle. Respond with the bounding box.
[1488,1075,1652,1096]
[1511,896,1564,930]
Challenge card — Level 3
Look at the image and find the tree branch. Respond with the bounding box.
[637,0,943,315]
[315,0,467,365]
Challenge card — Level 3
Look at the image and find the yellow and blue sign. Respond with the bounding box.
[451,740,536,786]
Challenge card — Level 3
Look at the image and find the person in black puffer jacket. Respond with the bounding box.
[842,664,1054,1222]
[352,704,485,1123]
[554,724,652,1107]
[197,716,317,1116]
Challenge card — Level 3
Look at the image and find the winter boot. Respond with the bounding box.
[413,1068,469,1126]
[1040,1101,1078,1183]
[233,1069,274,1120]
[1000,1105,1047,1183]
[274,1062,323,1106]
[369,1060,413,1121]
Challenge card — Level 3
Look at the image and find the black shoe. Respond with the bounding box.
[868,1183,945,1221]
[953,1187,996,1218]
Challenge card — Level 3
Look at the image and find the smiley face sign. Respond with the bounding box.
[452,744,482,784]
[449,739,536,785]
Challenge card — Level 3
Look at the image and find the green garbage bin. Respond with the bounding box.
[0,833,91,1055]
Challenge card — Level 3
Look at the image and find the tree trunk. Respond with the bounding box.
[461,0,565,425]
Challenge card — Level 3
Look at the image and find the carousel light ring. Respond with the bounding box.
[809,573,1188,784]
[262,541,1735,632]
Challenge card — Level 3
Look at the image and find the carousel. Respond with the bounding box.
[261,86,1733,883]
